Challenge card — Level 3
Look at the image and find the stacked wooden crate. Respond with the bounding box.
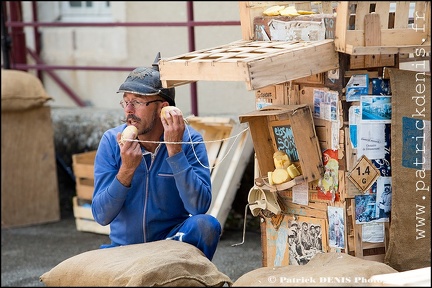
[71,150,109,235]
[235,1,430,266]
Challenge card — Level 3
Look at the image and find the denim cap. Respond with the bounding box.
[117,66,175,106]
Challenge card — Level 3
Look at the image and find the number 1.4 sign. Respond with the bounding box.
[347,155,380,192]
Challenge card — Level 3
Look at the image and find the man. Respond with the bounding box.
[300,222,312,251]
[91,56,221,260]
[379,184,392,218]
[333,210,341,247]
[288,229,301,265]
[314,225,323,251]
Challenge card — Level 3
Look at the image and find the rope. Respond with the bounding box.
[126,124,250,170]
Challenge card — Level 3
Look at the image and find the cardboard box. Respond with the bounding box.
[72,150,96,201]
[239,104,324,183]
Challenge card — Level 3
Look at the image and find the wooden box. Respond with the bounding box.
[72,196,110,235]
[239,1,336,41]
[72,150,96,201]
[255,83,289,109]
[239,104,323,183]
[334,1,431,55]
[253,14,336,41]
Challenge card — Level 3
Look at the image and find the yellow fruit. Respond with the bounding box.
[160,106,182,120]
[268,171,274,185]
[272,168,291,185]
[263,5,285,16]
[120,125,138,145]
[273,150,291,169]
[279,6,300,16]
[287,164,301,178]
[297,10,315,15]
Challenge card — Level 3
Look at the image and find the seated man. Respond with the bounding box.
[92,56,221,260]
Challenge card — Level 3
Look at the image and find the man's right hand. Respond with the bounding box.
[116,132,142,187]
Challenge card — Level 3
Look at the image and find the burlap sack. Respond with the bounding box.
[233,252,398,287]
[40,240,232,287]
[1,69,52,111]
[385,68,431,271]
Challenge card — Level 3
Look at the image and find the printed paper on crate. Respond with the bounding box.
[292,182,309,205]
[371,78,391,95]
[357,123,386,160]
[375,177,392,222]
[355,194,377,224]
[346,74,369,102]
[361,222,385,243]
[317,149,339,201]
[360,95,392,123]
[328,206,345,249]
[269,19,326,41]
[348,105,360,149]
[287,216,327,265]
[313,89,338,122]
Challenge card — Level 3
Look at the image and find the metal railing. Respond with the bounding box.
[2,1,241,114]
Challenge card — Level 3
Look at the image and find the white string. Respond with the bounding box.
[127,124,250,170]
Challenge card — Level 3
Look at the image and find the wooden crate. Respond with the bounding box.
[239,104,324,182]
[334,1,431,55]
[346,199,389,262]
[238,1,336,41]
[72,150,96,201]
[188,117,254,228]
[159,39,339,91]
[255,83,290,109]
[72,196,110,235]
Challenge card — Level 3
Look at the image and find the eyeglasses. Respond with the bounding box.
[120,99,163,109]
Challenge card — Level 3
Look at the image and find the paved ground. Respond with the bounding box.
[1,214,262,287]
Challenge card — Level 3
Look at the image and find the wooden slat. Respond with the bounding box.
[374,2,390,28]
[354,2,370,30]
[394,1,410,28]
[364,13,382,67]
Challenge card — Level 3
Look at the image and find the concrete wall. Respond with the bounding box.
[21,1,256,118]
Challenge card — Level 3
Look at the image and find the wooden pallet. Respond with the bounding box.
[159,39,339,90]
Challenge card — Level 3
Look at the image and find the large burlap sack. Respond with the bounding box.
[385,68,431,271]
[233,252,398,287]
[1,69,52,111]
[40,240,232,287]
